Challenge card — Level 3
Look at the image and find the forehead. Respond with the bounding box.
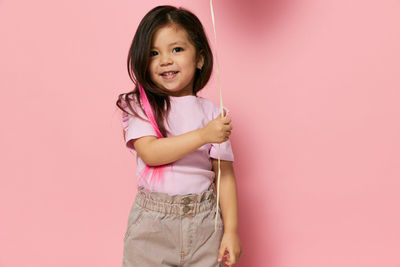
[151,24,192,48]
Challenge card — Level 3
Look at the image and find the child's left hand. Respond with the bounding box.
[218,231,243,266]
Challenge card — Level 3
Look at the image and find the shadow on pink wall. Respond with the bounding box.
[217,0,294,40]
[212,1,292,266]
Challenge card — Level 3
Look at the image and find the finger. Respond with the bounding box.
[224,258,232,266]
[219,108,226,117]
[223,116,231,123]
[217,246,226,262]
[223,252,231,265]
[223,125,232,132]
[228,247,235,265]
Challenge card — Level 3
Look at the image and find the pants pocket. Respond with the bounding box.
[123,205,146,242]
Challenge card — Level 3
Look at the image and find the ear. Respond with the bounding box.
[197,51,204,69]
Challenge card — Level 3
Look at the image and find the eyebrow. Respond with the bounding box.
[151,41,187,49]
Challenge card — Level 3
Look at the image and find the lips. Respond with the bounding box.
[159,70,179,80]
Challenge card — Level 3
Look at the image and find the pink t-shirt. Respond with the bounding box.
[121,94,234,195]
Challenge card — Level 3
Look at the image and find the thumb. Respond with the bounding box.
[218,244,226,262]
[223,108,228,117]
[217,107,226,118]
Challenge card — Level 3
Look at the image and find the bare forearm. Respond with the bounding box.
[145,129,206,166]
[218,170,239,233]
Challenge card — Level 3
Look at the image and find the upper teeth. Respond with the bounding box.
[162,71,177,76]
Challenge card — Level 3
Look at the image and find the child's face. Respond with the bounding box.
[149,24,204,96]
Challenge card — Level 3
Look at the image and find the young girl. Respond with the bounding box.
[116,5,242,267]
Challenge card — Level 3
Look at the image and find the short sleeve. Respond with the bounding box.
[121,98,157,153]
[209,105,235,162]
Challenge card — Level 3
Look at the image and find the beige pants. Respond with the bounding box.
[122,183,224,267]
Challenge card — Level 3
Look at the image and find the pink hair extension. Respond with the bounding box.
[136,83,174,189]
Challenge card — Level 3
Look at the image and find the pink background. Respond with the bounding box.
[1,0,400,266]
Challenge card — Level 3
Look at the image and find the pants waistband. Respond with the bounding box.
[135,183,217,216]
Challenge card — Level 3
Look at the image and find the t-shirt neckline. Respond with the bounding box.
[169,95,198,100]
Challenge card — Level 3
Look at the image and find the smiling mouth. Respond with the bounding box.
[160,71,179,76]
[160,71,179,80]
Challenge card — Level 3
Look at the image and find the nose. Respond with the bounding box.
[160,53,173,66]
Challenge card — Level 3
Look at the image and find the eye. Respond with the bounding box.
[150,47,183,57]
[173,47,184,53]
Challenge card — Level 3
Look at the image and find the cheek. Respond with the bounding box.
[188,57,198,68]
[148,64,158,78]
[180,60,197,73]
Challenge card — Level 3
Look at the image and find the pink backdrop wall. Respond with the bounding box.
[1,0,399,266]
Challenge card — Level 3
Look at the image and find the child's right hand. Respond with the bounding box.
[200,108,232,144]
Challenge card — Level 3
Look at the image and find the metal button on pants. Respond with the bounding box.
[122,183,224,267]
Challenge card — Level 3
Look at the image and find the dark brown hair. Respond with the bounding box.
[116,5,213,138]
